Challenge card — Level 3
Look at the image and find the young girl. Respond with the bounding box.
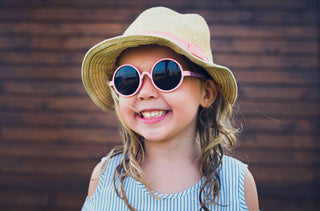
[81,7,259,211]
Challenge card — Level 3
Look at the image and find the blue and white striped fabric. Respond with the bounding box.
[82,154,249,211]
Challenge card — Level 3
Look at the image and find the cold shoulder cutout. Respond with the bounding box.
[87,161,103,198]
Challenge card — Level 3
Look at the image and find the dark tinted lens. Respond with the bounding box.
[114,66,140,95]
[152,60,182,91]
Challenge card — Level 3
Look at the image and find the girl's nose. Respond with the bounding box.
[137,74,160,100]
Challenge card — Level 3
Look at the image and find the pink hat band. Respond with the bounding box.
[137,31,210,62]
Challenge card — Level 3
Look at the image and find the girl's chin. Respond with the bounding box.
[139,134,165,143]
[136,131,170,143]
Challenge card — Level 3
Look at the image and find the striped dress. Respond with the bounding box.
[82,154,249,211]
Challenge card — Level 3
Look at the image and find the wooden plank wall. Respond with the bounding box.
[0,0,319,210]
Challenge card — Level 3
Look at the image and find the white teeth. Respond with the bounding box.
[140,110,167,119]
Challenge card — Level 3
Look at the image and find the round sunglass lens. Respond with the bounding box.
[153,60,182,91]
[114,66,140,96]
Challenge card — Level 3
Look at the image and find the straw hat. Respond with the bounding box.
[82,7,237,113]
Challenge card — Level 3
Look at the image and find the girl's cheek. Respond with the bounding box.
[119,102,129,117]
[118,100,136,123]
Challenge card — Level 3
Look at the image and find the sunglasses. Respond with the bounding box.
[109,58,206,97]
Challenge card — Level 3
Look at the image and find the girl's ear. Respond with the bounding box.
[200,80,218,108]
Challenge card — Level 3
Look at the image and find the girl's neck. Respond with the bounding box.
[141,137,202,194]
[142,136,201,166]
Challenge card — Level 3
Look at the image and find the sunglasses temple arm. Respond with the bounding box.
[183,71,206,79]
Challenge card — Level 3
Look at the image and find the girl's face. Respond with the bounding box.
[116,45,212,144]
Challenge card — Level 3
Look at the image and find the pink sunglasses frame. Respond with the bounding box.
[109,58,206,97]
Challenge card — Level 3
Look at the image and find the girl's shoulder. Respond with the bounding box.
[219,155,248,198]
[219,155,260,210]
[92,152,123,177]
[99,152,124,176]
[222,155,248,168]
[220,155,248,181]
[87,153,124,198]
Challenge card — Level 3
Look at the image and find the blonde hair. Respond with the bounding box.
[100,59,239,211]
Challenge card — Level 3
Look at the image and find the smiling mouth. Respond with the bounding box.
[138,110,169,119]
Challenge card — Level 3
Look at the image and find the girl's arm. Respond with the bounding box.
[244,169,259,211]
[87,162,102,198]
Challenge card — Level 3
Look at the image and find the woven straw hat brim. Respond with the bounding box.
[82,34,237,113]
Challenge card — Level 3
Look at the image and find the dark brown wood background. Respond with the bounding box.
[0,0,319,210]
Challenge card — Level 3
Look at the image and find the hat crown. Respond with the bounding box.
[82,7,237,113]
[123,7,213,62]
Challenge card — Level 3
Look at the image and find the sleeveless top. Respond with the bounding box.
[82,154,249,211]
